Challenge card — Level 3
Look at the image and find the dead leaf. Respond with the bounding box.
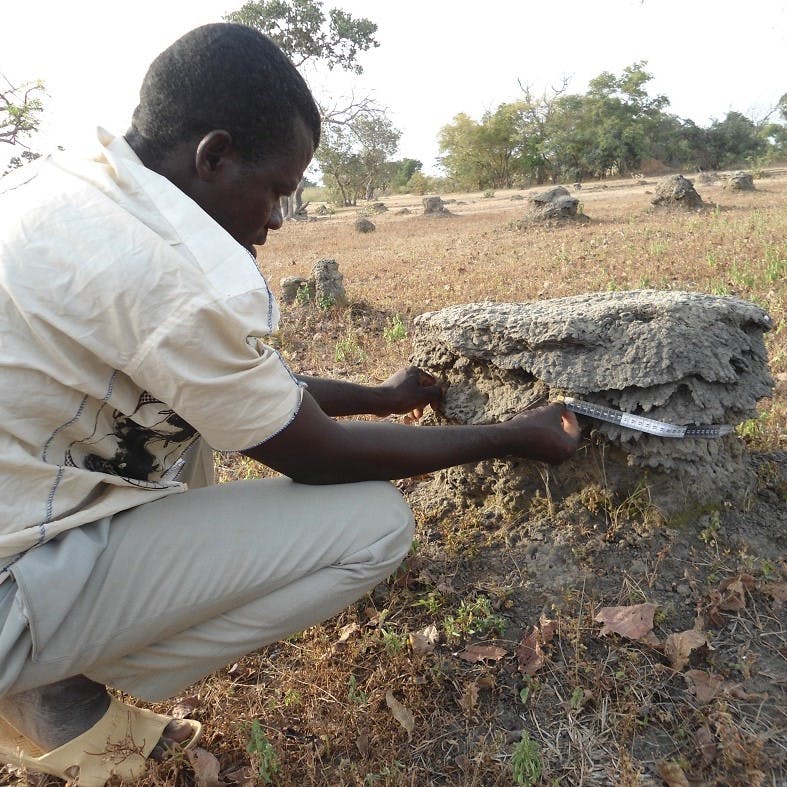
[763,581,787,606]
[694,722,718,767]
[409,624,439,656]
[457,643,507,663]
[594,603,660,644]
[685,669,724,705]
[725,684,769,701]
[222,766,257,787]
[701,574,757,627]
[187,748,224,787]
[385,691,414,740]
[356,732,370,757]
[656,759,690,787]
[538,614,557,643]
[516,627,544,676]
[664,629,708,670]
[457,681,479,714]
[337,621,361,643]
[717,576,751,611]
[170,695,200,719]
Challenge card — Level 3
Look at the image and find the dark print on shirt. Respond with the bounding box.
[73,393,197,483]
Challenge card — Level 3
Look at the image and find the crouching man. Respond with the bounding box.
[0,23,580,786]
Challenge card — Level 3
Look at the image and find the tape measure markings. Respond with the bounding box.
[558,396,732,439]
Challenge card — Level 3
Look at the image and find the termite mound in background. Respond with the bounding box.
[409,291,774,517]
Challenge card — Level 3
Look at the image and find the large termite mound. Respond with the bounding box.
[410,291,774,516]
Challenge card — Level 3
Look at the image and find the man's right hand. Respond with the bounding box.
[500,403,581,465]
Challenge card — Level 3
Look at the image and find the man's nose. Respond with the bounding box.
[268,198,284,230]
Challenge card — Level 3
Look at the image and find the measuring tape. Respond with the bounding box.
[557,396,732,438]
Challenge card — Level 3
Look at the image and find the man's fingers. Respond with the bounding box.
[417,370,441,392]
[562,408,581,438]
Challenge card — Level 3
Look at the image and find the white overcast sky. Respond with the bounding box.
[2,0,785,174]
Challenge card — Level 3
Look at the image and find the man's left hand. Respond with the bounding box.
[375,366,445,419]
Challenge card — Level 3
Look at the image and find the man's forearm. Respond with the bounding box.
[244,393,580,485]
[247,393,510,484]
[296,375,387,417]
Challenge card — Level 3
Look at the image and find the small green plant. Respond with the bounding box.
[383,314,407,342]
[700,510,721,545]
[763,245,786,283]
[364,761,405,785]
[294,283,312,306]
[283,689,302,707]
[483,189,495,198]
[511,730,542,786]
[317,292,335,311]
[335,331,366,364]
[412,590,445,615]
[347,674,368,705]
[736,415,764,443]
[247,720,281,784]
[442,596,506,643]
[380,626,406,656]
[729,261,756,290]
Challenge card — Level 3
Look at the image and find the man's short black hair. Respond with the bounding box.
[129,23,320,163]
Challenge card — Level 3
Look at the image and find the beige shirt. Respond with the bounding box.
[0,129,302,572]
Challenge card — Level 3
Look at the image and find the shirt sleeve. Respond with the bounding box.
[125,289,303,452]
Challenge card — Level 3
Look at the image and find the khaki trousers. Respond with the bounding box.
[0,449,414,701]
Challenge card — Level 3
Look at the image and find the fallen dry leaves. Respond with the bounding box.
[656,759,690,787]
[187,748,224,787]
[457,681,479,715]
[700,573,756,627]
[684,669,769,706]
[663,628,708,670]
[594,602,660,645]
[516,614,557,676]
[457,643,507,663]
[685,669,726,705]
[385,691,414,740]
[409,623,438,655]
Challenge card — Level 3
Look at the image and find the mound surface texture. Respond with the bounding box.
[410,291,774,514]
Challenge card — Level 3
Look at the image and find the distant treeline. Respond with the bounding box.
[432,62,787,190]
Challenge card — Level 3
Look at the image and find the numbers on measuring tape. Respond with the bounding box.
[560,397,730,439]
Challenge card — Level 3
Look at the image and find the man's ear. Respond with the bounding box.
[194,130,236,180]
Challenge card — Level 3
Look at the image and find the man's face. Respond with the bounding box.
[199,117,314,256]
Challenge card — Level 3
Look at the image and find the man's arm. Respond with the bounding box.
[242,391,580,485]
[296,366,443,418]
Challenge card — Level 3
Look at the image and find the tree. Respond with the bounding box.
[225,0,377,73]
[702,111,768,169]
[316,114,400,205]
[389,158,422,191]
[225,0,392,214]
[1,75,45,175]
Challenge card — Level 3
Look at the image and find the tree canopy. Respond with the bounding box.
[225,0,402,205]
[224,0,378,73]
[438,63,786,189]
[1,75,46,175]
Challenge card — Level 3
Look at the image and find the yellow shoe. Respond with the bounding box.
[0,696,202,786]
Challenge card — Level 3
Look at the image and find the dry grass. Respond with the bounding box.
[4,171,785,787]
